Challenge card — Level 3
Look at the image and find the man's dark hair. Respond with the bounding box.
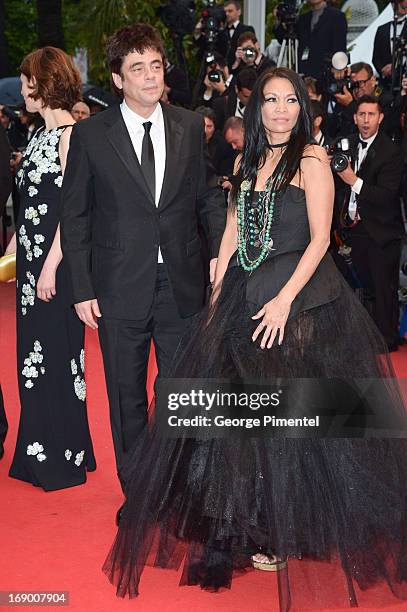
[106,23,166,95]
[309,100,325,123]
[195,106,217,125]
[236,67,257,91]
[237,31,258,47]
[351,62,374,79]
[208,52,227,69]
[225,0,241,9]
[355,94,383,113]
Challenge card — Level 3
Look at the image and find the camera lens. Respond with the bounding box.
[208,69,222,83]
[331,153,349,173]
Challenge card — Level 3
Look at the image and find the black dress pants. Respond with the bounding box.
[98,264,192,486]
[347,227,401,348]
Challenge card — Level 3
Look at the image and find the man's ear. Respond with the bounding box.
[112,72,123,91]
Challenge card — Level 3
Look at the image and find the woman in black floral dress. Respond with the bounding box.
[6,47,96,491]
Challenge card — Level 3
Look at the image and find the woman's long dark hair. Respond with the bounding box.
[230,67,313,206]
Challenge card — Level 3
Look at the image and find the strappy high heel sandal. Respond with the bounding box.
[251,552,288,572]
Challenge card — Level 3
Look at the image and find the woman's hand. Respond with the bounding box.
[251,293,293,349]
[37,265,56,302]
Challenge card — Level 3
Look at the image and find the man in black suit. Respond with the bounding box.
[213,66,257,131]
[372,0,407,88]
[275,0,347,80]
[333,95,404,351]
[0,124,11,459]
[61,24,226,490]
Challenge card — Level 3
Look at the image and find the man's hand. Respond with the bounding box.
[334,86,353,107]
[204,74,214,90]
[211,79,226,94]
[209,258,218,284]
[337,162,358,186]
[74,299,102,330]
[381,63,392,78]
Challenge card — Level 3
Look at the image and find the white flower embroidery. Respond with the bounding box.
[38,204,48,215]
[28,186,38,197]
[34,234,45,244]
[54,176,63,188]
[33,245,43,258]
[27,442,46,461]
[22,307,27,316]
[27,442,43,455]
[71,359,78,375]
[65,449,72,461]
[71,353,86,400]
[21,341,45,388]
[75,451,85,466]
[74,376,86,401]
[17,128,64,195]
[21,277,35,314]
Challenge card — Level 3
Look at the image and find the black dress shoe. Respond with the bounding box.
[116,504,124,526]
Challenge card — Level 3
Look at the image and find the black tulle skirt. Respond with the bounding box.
[103,264,407,610]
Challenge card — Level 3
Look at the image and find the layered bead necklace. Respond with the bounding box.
[237,146,287,273]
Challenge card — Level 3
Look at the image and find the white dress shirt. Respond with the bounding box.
[348,131,378,220]
[120,99,166,262]
[228,20,240,37]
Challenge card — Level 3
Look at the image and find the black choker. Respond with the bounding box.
[267,141,290,149]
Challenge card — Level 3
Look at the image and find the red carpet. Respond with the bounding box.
[1,280,407,612]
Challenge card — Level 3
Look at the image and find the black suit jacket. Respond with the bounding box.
[61,102,226,320]
[334,132,403,247]
[373,20,407,79]
[213,88,238,131]
[276,7,347,79]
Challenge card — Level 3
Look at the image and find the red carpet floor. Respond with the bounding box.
[1,280,407,612]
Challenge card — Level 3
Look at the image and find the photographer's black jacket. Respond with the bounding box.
[334,131,403,247]
[373,20,407,81]
[275,6,347,79]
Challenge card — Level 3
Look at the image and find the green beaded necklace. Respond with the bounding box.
[237,167,285,272]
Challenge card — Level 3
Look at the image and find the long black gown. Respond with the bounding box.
[9,126,96,491]
[103,183,407,610]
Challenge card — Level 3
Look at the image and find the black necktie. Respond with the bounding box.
[359,138,368,149]
[141,121,155,202]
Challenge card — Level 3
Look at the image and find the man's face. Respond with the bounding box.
[225,2,241,25]
[236,86,252,106]
[0,111,9,130]
[112,48,164,113]
[394,0,407,17]
[354,102,383,139]
[225,127,244,151]
[204,117,215,142]
[351,68,376,99]
[71,102,90,121]
[240,40,260,66]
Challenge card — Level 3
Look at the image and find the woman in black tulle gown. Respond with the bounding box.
[103,68,407,610]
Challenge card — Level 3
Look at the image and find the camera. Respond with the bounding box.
[326,51,355,97]
[276,0,299,28]
[243,47,257,61]
[328,138,353,173]
[201,0,226,43]
[327,77,356,96]
[205,53,225,83]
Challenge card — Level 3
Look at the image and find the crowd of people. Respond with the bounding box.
[2,1,407,610]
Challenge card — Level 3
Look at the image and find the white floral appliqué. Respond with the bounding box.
[65,449,72,461]
[75,451,85,466]
[21,271,36,315]
[22,340,45,388]
[71,350,86,401]
[27,441,47,462]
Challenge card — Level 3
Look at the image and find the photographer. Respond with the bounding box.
[328,61,405,141]
[231,31,276,77]
[274,0,347,79]
[212,66,257,130]
[194,53,231,108]
[310,99,331,147]
[195,106,236,178]
[164,59,192,107]
[333,95,403,351]
[373,0,407,88]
